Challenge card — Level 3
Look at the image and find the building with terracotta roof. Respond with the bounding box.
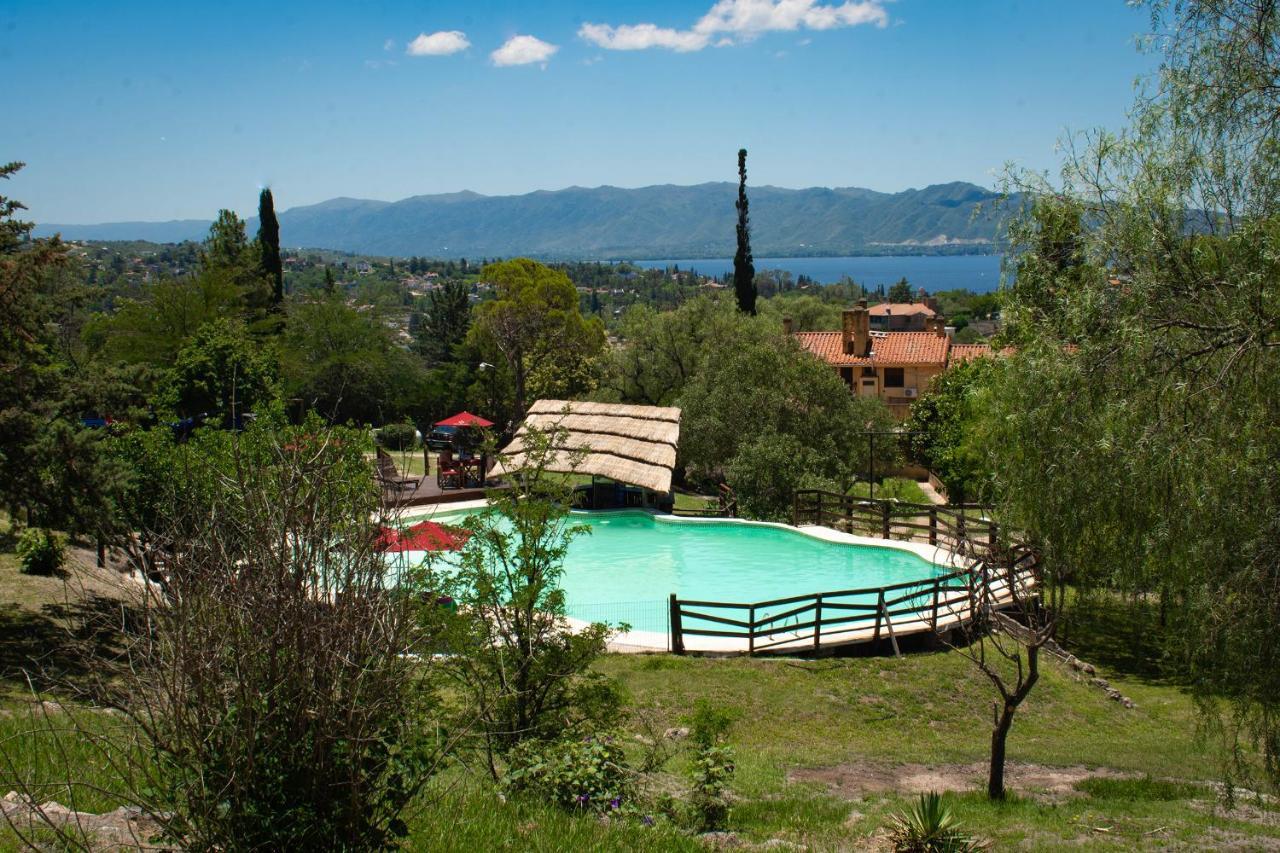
[867,299,939,331]
[786,300,991,418]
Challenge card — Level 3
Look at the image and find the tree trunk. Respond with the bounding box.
[513,353,527,424]
[988,701,1015,800]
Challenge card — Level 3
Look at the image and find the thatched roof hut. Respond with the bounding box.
[489,400,681,494]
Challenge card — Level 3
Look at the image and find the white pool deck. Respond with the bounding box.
[393,502,1028,656]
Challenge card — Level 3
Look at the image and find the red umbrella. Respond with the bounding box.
[434,411,494,428]
[376,520,471,553]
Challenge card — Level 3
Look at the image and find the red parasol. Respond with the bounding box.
[434,411,494,428]
[376,520,471,553]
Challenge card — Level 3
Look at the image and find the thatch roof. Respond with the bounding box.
[489,400,681,493]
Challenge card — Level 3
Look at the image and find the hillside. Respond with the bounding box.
[36,181,1011,259]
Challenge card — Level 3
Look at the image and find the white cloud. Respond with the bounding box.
[384,38,395,52]
[577,22,707,53]
[406,30,470,57]
[579,0,887,52]
[490,34,558,67]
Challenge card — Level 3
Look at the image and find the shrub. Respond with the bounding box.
[15,528,64,576]
[889,791,982,852]
[378,422,418,450]
[77,419,441,850]
[427,423,621,767]
[505,734,632,814]
[687,699,736,832]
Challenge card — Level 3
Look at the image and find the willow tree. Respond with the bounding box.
[978,0,1280,789]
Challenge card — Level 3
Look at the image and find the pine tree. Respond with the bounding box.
[323,265,336,294]
[733,148,757,315]
[257,188,283,308]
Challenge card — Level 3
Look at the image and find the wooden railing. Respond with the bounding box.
[666,493,1038,656]
[792,489,1000,551]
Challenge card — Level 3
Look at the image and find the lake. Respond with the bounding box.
[634,254,1006,294]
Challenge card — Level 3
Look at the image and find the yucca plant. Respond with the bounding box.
[889,792,983,852]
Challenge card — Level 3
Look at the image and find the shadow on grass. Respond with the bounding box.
[1058,591,1183,686]
[0,595,135,700]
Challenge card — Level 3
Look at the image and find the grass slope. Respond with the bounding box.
[1,540,1276,850]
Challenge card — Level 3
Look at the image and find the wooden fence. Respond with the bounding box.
[667,492,1037,656]
[792,490,999,551]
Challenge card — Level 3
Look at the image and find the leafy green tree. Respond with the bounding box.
[88,271,244,366]
[160,319,277,424]
[887,277,914,303]
[904,358,998,502]
[468,259,605,423]
[204,209,251,271]
[733,148,757,316]
[414,280,471,365]
[257,188,284,308]
[203,209,270,316]
[724,432,840,521]
[679,331,896,495]
[428,425,620,777]
[603,295,772,406]
[280,294,425,425]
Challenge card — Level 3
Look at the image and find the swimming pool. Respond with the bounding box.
[396,508,952,637]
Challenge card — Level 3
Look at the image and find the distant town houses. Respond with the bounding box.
[787,300,993,419]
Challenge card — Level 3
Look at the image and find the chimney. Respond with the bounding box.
[782,317,794,336]
[927,316,948,338]
[925,296,940,313]
[843,302,871,356]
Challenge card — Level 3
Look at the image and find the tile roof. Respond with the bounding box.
[949,343,994,363]
[793,331,951,367]
[867,302,936,317]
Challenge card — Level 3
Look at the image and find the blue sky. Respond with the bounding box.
[3,1,1157,223]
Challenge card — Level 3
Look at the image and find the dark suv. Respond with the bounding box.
[425,425,458,450]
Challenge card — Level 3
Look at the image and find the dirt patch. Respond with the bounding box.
[788,761,1132,800]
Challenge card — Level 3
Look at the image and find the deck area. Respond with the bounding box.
[382,476,507,509]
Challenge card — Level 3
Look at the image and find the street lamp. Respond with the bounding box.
[478,362,496,426]
[863,426,924,502]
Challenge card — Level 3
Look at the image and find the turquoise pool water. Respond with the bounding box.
[399,510,948,635]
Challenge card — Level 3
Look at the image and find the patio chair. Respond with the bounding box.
[375,447,420,492]
[437,448,463,490]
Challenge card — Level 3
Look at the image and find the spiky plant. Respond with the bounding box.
[889,792,984,852]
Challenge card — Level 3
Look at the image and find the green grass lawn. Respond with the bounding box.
[1,529,1276,850]
[848,477,930,504]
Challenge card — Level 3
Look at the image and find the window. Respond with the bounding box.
[883,367,905,388]
[839,366,853,387]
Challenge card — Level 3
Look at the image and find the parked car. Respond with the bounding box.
[426,425,459,451]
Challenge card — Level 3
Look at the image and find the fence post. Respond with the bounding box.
[813,595,823,651]
[931,577,940,632]
[872,589,885,645]
[748,605,756,657]
[792,491,800,526]
[816,491,824,527]
[881,502,891,540]
[669,594,684,655]
[929,507,938,546]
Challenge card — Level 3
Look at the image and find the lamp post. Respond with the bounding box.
[478,361,496,424]
[863,427,924,501]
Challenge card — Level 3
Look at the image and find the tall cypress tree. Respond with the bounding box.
[257,188,284,308]
[733,148,757,315]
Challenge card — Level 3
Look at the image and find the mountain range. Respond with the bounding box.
[35,181,1011,259]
